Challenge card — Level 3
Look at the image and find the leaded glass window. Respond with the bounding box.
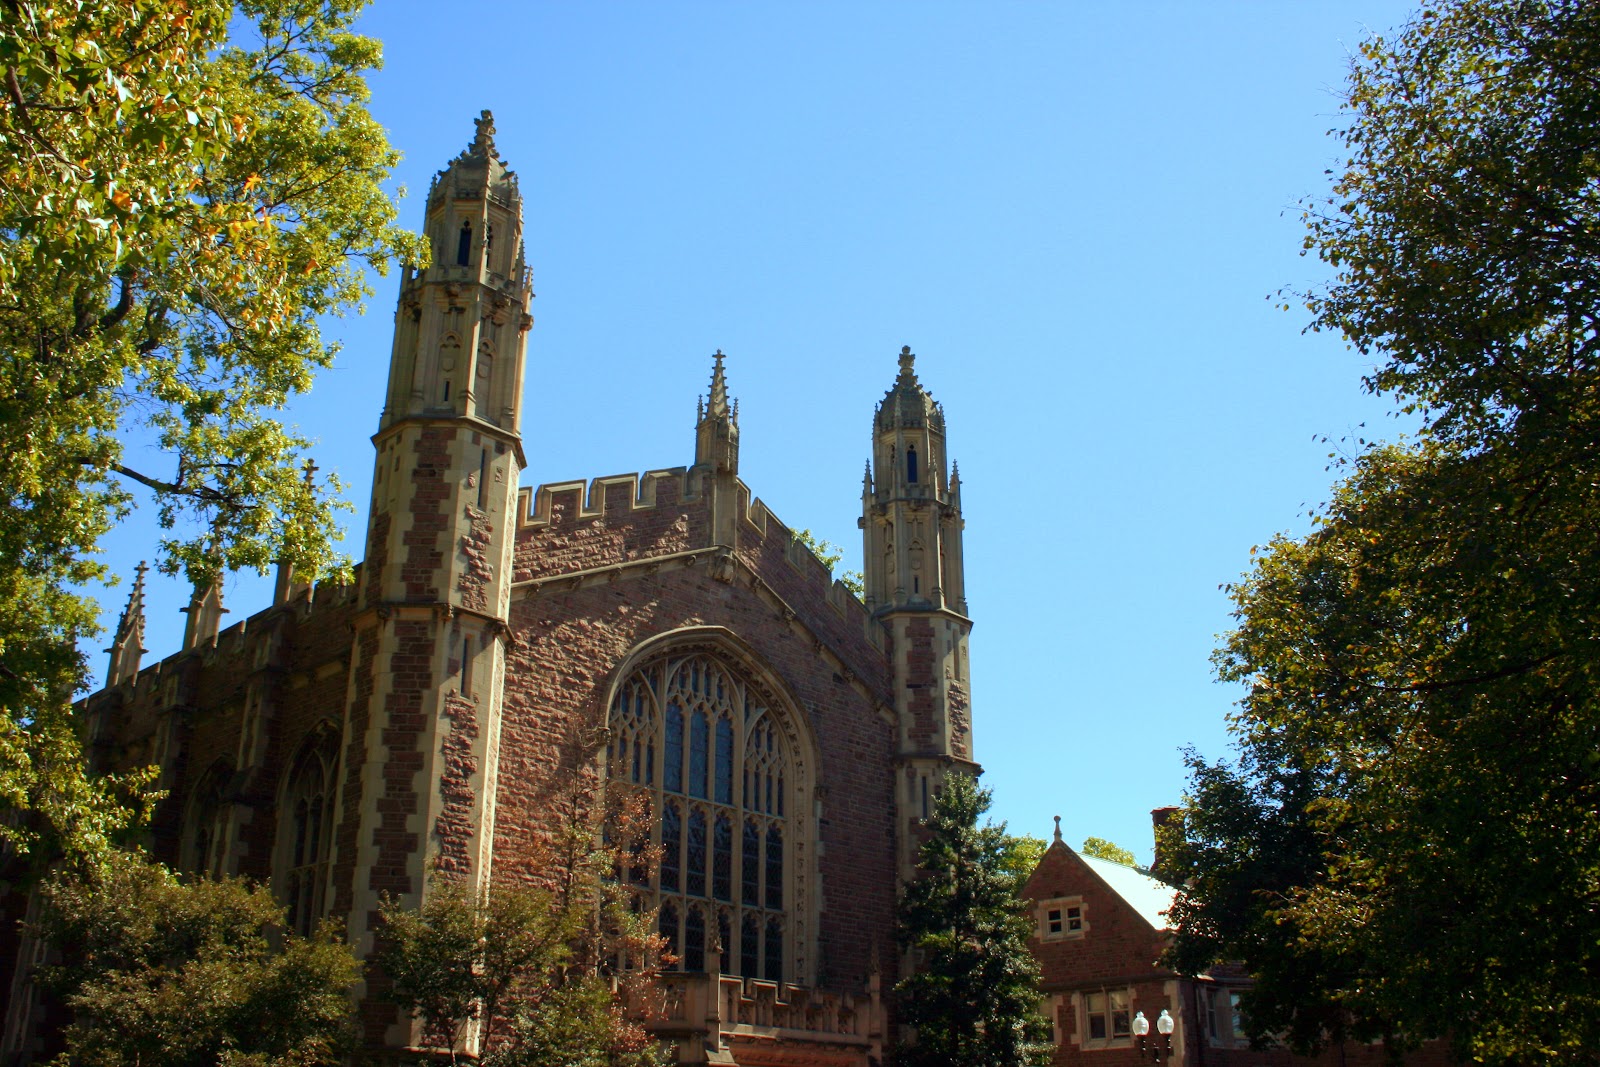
[277,741,336,936]
[608,650,796,982]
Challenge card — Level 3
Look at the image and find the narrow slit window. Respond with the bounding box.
[456,220,471,266]
[907,445,919,483]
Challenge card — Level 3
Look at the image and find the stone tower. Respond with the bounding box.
[859,347,977,881]
[334,111,532,1043]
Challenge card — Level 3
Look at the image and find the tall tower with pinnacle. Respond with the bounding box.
[859,346,976,881]
[336,110,532,1046]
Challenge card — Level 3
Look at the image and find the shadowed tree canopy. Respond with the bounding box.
[0,0,422,866]
[34,850,360,1066]
[1166,3,1600,1064]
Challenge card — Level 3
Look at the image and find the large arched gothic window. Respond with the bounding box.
[608,645,807,984]
[277,738,337,936]
[182,763,233,878]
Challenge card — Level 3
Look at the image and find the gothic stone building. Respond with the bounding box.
[0,115,979,1066]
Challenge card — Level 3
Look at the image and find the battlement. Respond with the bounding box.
[512,468,869,628]
[515,467,690,528]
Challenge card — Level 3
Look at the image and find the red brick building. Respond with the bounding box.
[1022,820,1455,1067]
[0,115,978,1066]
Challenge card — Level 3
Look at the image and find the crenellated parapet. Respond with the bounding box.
[513,467,873,631]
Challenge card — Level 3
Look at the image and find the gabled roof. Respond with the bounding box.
[1078,851,1178,931]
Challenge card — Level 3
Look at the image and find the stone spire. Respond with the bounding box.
[693,349,740,476]
[181,575,227,651]
[274,459,317,606]
[105,561,148,686]
[706,348,730,417]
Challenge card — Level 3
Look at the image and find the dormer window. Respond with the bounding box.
[456,220,472,266]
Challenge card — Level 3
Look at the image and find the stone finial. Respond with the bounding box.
[181,576,228,651]
[105,561,149,686]
[1053,814,1063,845]
[471,109,497,157]
[897,345,917,383]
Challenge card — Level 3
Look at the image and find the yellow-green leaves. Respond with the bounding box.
[0,0,417,870]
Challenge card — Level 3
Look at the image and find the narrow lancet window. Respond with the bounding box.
[456,220,472,266]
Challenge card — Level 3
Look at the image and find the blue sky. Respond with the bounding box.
[94,2,1422,863]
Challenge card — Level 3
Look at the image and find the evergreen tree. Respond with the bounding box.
[895,774,1051,1067]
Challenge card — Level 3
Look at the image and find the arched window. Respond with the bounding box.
[456,220,472,266]
[277,738,337,936]
[183,763,232,878]
[608,647,802,982]
[906,444,919,484]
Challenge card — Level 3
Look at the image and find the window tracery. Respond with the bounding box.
[183,763,232,878]
[608,648,803,983]
[278,739,336,936]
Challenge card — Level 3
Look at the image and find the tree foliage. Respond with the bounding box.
[895,774,1051,1067]
[379,785,665,1067]
[0,0,420,865]
[790,528,864,598]
[1079,836,1135,868]
[1169,3,1600,1063]
[33,850,359,1067]
[998,833,1046,885]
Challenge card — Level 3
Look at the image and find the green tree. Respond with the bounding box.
[791,528,864,598]
[1168,3,1600,1062]
[998,833,1046,886]
[379,785,665,1066]
[33,850,359,1066]
[1079,837,1135,867]
[895,774,1051,1067]
[0,0,420,866]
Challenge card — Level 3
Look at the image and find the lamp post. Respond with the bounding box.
[1133,1007,1177,1062]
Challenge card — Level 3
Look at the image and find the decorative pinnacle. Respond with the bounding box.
[119,561,149,625]
[707,349,730,416]
[301,457,317,485]
[897,345,917,382]
[470,109,497,158]
[1053,815,1063,844]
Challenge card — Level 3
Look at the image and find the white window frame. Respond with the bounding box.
[1036,894,1087,942]
[1078,987,1133,1049]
